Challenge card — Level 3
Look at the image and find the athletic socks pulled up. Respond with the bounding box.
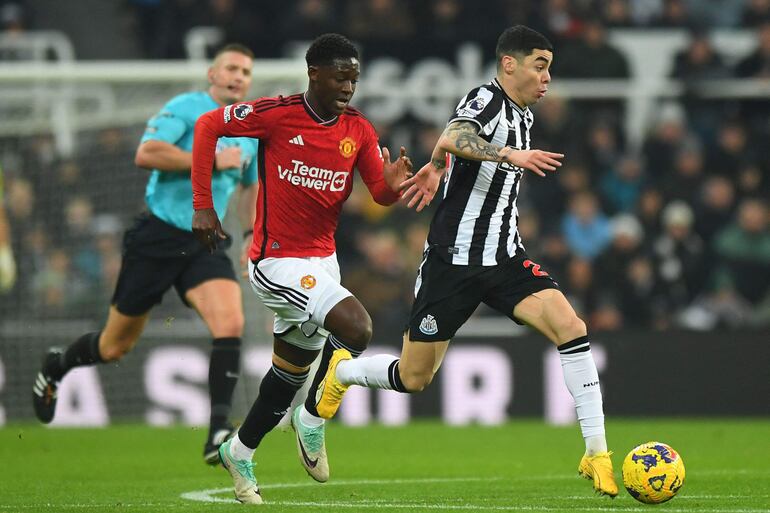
[335,354,408,392]
[209,337,241,430]
[557,336,607,455]
[238,364,309,451]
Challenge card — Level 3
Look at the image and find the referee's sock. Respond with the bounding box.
[208,337,241,431]
[301,334,363,423]
[47,331,104,381]
[557,336,607,456]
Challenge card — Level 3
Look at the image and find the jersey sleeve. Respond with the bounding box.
[356,122,400,206]
[448,86,502,136]
[192,100,267,210]
[140,103,189,145]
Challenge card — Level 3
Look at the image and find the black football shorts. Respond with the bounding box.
[407,248,559,342]
[111,213,236,316]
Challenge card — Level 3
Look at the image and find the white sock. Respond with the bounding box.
[229,433,255,461]
[558,338,607,456]
[336,354,399,389]
[299,404,325,427]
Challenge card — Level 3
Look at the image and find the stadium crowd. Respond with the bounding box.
[0,0,768,339]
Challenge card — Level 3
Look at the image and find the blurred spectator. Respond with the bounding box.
[650,0,690,27]
[653,201,706,317]
[583,119,623,179]
[642,102,689,178]
[531,0,584,44]
[600,154,644,214]
[686,0,744,27]
[556,18,630,78]
[712,199,770,306]
[636,188,664,238]
[735,21,770,78]
[346,0,415,41]
[660,144,705,205]
[561,256,599,320]
[601,0,634,28]
[562,191,612,260]
[742,0,770,26]
[281,0,338,41]
[695,176,736,246]
[595,214,656,326]
[344,230,411,341]
[671,29,730,81]
[706,120,754,177]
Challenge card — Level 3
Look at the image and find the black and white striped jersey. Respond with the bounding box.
[428,78,534,266]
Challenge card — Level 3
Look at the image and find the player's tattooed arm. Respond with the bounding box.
[442,121,508,162]
[439,121,565,177]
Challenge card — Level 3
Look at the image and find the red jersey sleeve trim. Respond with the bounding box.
[191,109,222,210]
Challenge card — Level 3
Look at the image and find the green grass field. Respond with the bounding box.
[1,419,768,512]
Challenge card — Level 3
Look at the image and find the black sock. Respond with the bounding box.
[48,332,103,381]
[239,364,308,449]
[387,359,409,393]
[304,334,363,416]
[209,337,241,431]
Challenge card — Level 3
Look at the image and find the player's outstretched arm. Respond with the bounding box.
[440,121,564,176]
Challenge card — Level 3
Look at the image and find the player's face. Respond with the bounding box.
[208,51,254,105]
[504,49,552,108]
[309,58,360,117]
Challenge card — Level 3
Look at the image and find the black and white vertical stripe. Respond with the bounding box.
[430,78,534,266]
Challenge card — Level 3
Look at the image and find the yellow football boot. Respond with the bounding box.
[315,348,352,419]
[578,451,619,497]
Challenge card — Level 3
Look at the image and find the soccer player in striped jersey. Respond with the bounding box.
[314,25,619,498]
[32,44,258,466]
[191,34,414,503]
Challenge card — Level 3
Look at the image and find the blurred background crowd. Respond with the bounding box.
[0,0,768,341]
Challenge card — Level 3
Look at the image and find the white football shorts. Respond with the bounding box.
[247,254,352,351]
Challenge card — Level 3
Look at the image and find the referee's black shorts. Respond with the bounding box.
[407,248,559,342]
[111,213,236,316]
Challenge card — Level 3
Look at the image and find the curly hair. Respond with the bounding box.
[305,33,359,67]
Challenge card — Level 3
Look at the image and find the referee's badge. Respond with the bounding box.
[300,275,317,290]
[419,314,438,336]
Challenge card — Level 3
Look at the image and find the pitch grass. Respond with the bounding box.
[1,419,768,512]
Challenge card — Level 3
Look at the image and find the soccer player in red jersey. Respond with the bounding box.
[191,34,413,503]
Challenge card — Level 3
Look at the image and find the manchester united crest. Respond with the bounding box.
[339,137,356,158]
[300,275,317,290]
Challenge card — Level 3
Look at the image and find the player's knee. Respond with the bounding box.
[209,310,245,338]
[345,310,372,350]
[555,314,587,343]
[399,369,435,393]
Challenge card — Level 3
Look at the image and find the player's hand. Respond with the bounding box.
[400,161,444,212]
[382,146,413,192]
[215,147,242,171]
[502,148,564,177]
[192,208,227,253]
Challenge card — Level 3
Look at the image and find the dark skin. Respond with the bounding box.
[193,57,413,361]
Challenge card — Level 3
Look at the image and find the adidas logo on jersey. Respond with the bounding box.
[289,135,305,145]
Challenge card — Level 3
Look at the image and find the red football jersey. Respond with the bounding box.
[192,93,399,260]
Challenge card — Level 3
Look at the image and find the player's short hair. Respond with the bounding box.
[305,33,359,67]
[496,25,553,63]
[214,43,255,60]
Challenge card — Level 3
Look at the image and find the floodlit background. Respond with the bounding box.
[0,0,768,426]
